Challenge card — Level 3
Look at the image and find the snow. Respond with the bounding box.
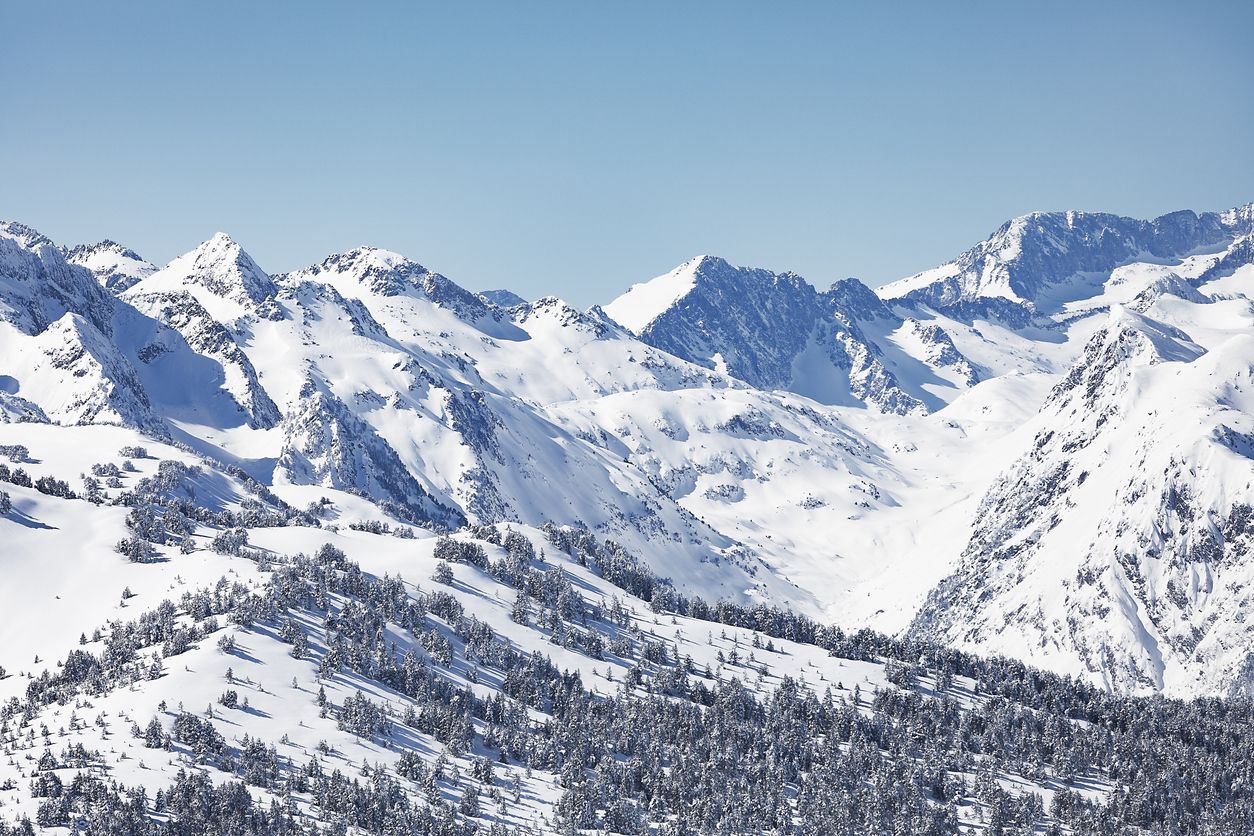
[126,232,276,325]
[876,263,960,300]
[602,256,704,333]
[908,277,1254,694]
[64,240,156,292]
[2,203,1254,703]
[0,437,922,827]
[787,331,859,406]
[7,204,1254,830]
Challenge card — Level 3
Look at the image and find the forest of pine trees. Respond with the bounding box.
[4,457,1254,833]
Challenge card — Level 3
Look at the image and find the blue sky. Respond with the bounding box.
[2,1,1251,307]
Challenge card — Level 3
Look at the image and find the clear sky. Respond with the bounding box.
[2,1,1251,307]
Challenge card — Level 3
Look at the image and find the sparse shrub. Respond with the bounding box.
[211,528,249,556]
[0,444,30,462]
[431,560,454,585]
[116,537,157,563]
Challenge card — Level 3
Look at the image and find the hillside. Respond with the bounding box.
[1,426,1253,835]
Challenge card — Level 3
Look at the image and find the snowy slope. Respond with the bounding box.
[912,298,1254,696]
[0,312,161,433]
[0,422,1130,835]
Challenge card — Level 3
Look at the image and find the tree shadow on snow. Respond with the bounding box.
[5,510,56,530]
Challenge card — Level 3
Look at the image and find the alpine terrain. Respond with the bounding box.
[3,204,1254,834]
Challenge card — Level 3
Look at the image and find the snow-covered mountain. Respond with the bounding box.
[3,204,1254,703]
[879,205,1254,314]
[8,423,1234,835]
[0,222,116,337]
[64,239,156,293]
[604,255,980,413]
[6,205,1254,833]
[913,303,1254,693]
[478,288,527,307]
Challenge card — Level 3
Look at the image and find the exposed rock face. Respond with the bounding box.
[0,222,116,336]
[20,313,163,433]
[479,288,527,307]
[912,307,1254,695]
[605,256,969,414]
[277,376,465,529]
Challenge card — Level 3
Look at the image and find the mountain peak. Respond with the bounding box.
[1222,202,1254,228]
[1104,304,1206,365]
[603,254,784,334]
[64,240,156,293]
[606,255,829,392]
[878,203,1253,313]
[603,258,706,333]
[0,220,57,251]
[478,288,527,308]
[1045,305,1205,414]
[335,245,413,270]
[283,246,507,331]
[291,246,434,298]
[687,253,725,271]
[127,232,277,316]
[189,231,262,273]
[65,239,145,262]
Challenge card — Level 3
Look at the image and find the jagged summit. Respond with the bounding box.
[478,288,527,307]
[879,203,1254,313]
[605,254,969,413]
[602,255,706,333]
[291,246,430,297]
[64,239,156,293]
[283,246,498,326]
[64,239,146,263]
[128,232,278,319]
[514,294,620,337]
[604,254,808,335]
[606,255,821,386]
[1221,201,1254,227]
[0,219,57,250]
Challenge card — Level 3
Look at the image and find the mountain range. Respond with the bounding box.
[6,203,1254,832]
[4,204,1254,699]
